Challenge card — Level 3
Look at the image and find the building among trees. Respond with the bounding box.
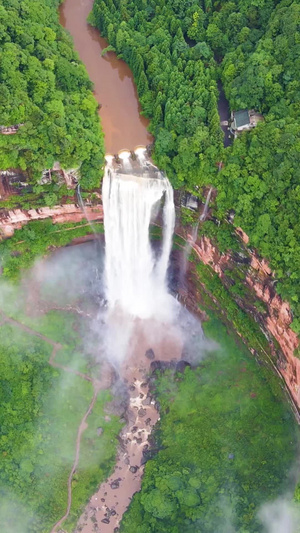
[230,110,263,136]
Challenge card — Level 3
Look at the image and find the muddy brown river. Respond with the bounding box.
[59,0,152,154]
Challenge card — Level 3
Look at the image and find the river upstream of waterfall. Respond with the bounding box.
[59,0,152,154]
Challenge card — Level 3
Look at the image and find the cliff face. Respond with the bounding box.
[0,204,103,238]
[1,202,299,409]
[192,234,300,410]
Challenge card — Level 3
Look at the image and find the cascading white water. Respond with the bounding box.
[105,154,114,167]
[199,187,213,222]
[180,187,213,282]
[102,166,175,319]
[76,184,98,236]
[135,147,147,166]
[119,150,132,170]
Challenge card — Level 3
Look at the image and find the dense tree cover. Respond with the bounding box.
[221,2,300,112]
[214,0,300,332]
[121,317,299,532]
[90,0,224,188]
[214,120,300,331]
[0,0,104,188]
[92,0,300,331]
[0,311,121,532]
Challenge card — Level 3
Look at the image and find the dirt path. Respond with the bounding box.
[0,310,112,531]
[51,381,103,533]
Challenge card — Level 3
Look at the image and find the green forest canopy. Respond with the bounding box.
[91,0,300,332]
[0,0,105,189]
[120,317,299,532]
[0,309,121,532]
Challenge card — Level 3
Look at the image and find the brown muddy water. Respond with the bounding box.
[59,0,153,154]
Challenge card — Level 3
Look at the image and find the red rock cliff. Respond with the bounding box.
[192,235,300,410]
[0,204,103,238]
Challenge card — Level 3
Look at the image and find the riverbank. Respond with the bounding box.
[0,0,105,190]
[59,0,152,154]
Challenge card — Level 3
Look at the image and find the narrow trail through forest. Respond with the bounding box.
[51,381,103,533]
[0,310,110,531]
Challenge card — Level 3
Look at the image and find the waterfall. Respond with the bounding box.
[199,187,213,222]
[76,184,98,236]
[102,166,175,319]
[135,147,147,166]
[105,154,114,167]
[119,150,132,170]
[180,186,213,282]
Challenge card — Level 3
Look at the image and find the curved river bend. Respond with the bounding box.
[59,0,152,154]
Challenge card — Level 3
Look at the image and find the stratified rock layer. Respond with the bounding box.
[0,204,103,237]
[192,235,300,409]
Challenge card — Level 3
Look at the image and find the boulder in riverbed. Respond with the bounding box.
[145,348,155,360]
[176,360,191,373]
[142,396,151,406]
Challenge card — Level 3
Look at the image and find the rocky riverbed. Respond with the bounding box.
[76,317,183,532]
